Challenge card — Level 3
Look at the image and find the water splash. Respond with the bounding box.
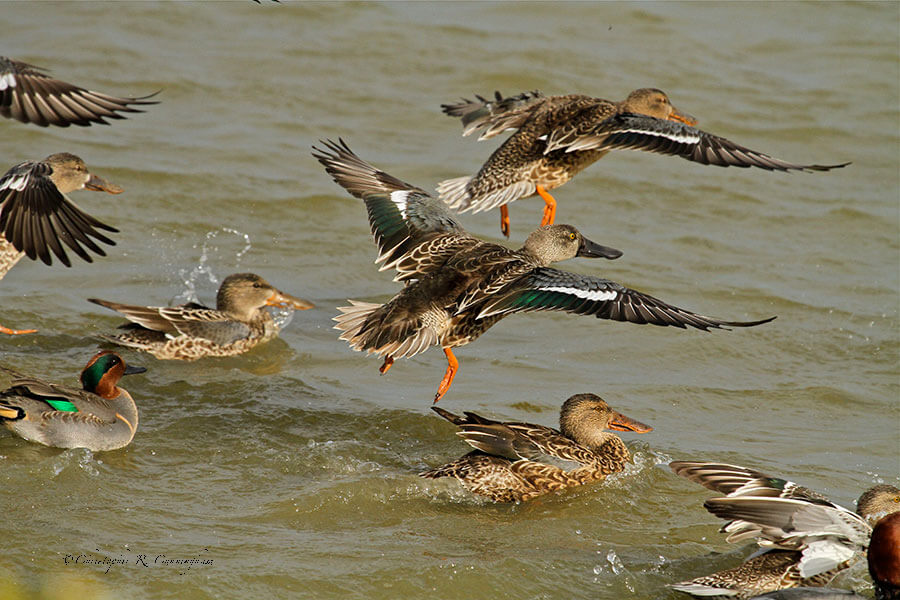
[173,228,253,305]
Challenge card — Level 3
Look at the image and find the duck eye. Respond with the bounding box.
[569,233,576,240]
[253,282,261,288]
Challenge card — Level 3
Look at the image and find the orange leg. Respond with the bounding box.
[536,184,557,227]
[379,355,394,375]
[499,205,511,238]
[433,347,459,404]
[1,322,37,335]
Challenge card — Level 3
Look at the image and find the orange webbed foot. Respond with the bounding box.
[433,348,459,404]
[379,356,394,375]
[0,323,37,335]
[536,185,557,227]
[499,205,511,238]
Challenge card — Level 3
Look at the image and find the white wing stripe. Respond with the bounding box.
[540,285,617,301]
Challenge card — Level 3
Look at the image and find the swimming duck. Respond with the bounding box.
[419,393,652,502]
[669,461,900,599]
[0,56,157,127]
[439,89,849,237]
[0,351,145,451]
[1,153,124,335]
[88,273,314,360]
[313,138,774,402]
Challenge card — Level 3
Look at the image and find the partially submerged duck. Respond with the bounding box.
[89,273,314,360]
[440,88,848,237]
[0,351,145,451]
[314,138,774,403]
[669,461,900,599]
[0,56,157,127]
[420,393,652,502]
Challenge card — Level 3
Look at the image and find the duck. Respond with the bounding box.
[0,56,157,127]
[419,393,652,502]
[1,153,124,335]
[313,138,775,402]
[669,461,900,599]
[439,88,849,237]
[88,273,314,360]
[0,351,146,451]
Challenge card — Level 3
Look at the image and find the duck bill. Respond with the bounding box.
[265,290,315,311]
[608,411,653,433]
[668,107,697,126]
[84,173,124,194]
[123,364,147,376]
[577,237,623,260]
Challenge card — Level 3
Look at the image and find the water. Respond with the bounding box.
[1,2,897,599]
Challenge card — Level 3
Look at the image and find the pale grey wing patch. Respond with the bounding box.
[466,180,536,213]
[436,176,472,211]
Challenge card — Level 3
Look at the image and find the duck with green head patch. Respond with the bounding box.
[0,351,146,451]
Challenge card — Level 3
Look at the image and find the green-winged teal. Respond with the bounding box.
[439,88,849,236]
[420,393,652,502]
[88,273,314,360]
[1,153,123,335]
[0,351,145,451]
[313,139,774,402]
[0,56,157,127]
[669,461,900,599]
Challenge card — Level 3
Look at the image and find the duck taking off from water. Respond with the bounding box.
[439,88,849,237]
[0,56,157,128]
[1,153,124,335]
[669,461,900,599]
[89,273,314,360]
[0,351,145,451]
[420,393,652,502]
[314,139,774,403]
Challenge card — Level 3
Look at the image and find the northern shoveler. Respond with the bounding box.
[419,393,652,502]
[0,351,146,451]
[439,88,849,237]
[1,153,124,335]
[669,461,900,599]
[313,139,775,403]
[0,56,157,127]
[88,273,314,360]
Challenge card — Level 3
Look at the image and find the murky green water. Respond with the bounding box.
[1,2,897,599]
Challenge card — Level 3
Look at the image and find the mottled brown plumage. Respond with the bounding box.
[669,461,900,598]
[314,139,774,402]
[1,56,157,128]
[89,273,314,360]
[420,393,652,502]
[440,88,848,236]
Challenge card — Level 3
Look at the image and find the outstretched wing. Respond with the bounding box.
[0,56,158,128]
[313,138,475,280]
[670,461,829,501]
[475,267,776,331]
[0,159,118,266]
[441,90,548,140]
[544,113,848,172]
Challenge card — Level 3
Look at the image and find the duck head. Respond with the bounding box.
[80,350,146,400]
[622,88,697,126]
[522,224,623,266]
[216,272,315,322]
[45,152,124,195]
[857,484,900,522]
[559,393,653,447]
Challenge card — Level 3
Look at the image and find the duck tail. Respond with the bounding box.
[436,176,474,212]
[333,300,438,360]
